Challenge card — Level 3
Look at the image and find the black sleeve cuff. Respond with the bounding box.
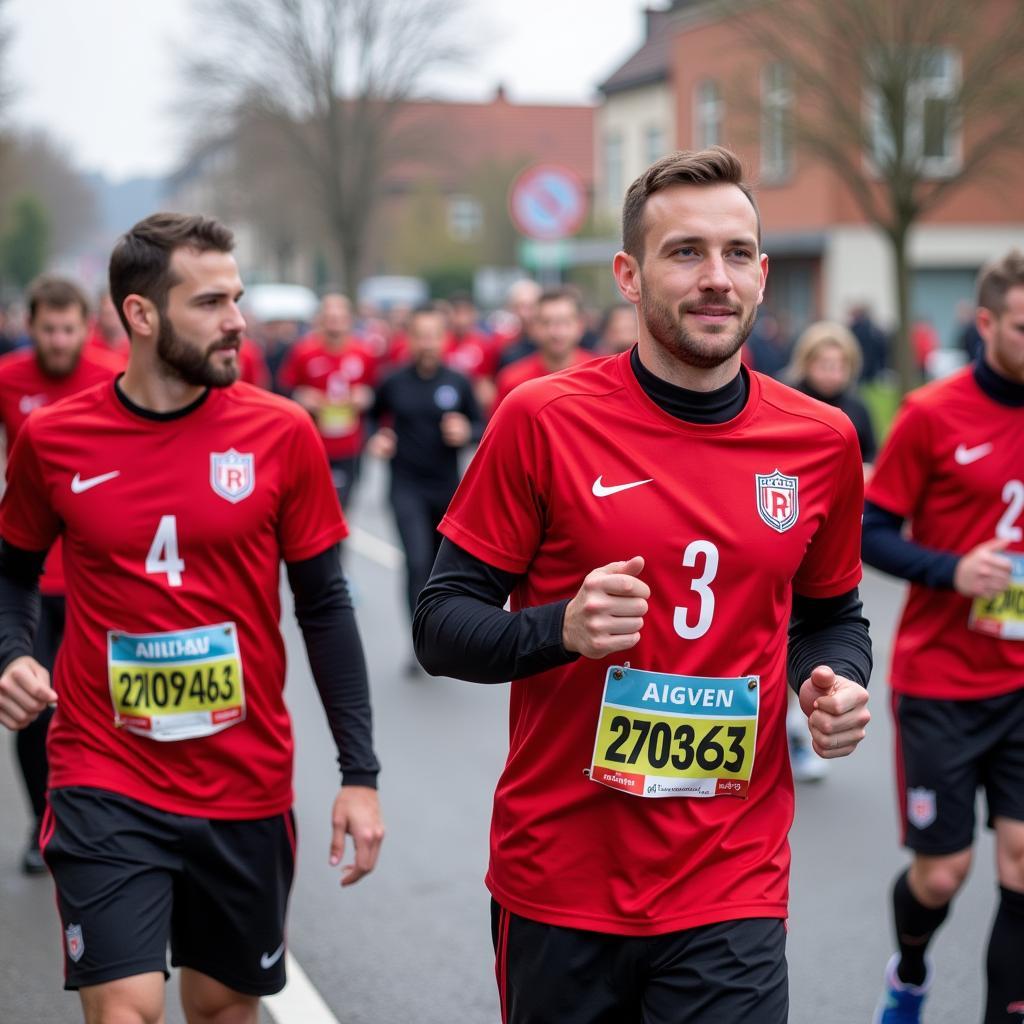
[788,587,873,695]
[413,539,580,683]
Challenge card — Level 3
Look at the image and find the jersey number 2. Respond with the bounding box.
[997,480,1024,543]
[146,515,185,587]
[673,540,719,640]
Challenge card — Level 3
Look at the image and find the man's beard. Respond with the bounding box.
[640,286,755,370]
[37,347,83,380]
[157,317,240,388]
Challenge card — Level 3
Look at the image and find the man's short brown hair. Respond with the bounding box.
[537,287,582,316]
[621,146,761,263]
[976,249,1024,316]
[109,212,235,334]
[27,276,90,321]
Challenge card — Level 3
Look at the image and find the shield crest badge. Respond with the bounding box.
[65,923,85,963]
[907,786,937,830]
[755,469,799,533]
[210,449,255,504]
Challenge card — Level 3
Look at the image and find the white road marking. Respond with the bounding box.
[264,952,341,1024]
[348,525,404,569]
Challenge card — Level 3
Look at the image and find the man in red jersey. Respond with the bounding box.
[279,293,376,508]
[414,147,872,1023]
[85,290,130,369]
[493,289,595,409]
[0,214,383,1024]
[444,292,498,411]
[864,250,1024,1024]
[0,276,121,874]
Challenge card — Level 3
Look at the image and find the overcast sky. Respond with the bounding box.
[7,0,657,182]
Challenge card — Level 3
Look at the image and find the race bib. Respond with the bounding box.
[107,623,246,741]
[589,664,759,798]
[969,554,1024,640]
[318,399,357,437]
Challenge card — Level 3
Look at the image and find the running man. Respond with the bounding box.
[0,213,383,1023]
[864,249,1024,1024]
[414,147,872,1023]
[0,276,121,873]
[366,303,481,674]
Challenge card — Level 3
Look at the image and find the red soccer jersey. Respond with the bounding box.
[493,349,595,408]
[444,330,498,381]
[86,327,130,370]
[238,337,271,389]
[278,334,377,459]
[440,351,864,936]
[0,380,347,818]
[0,347,122,595]
[866,366,1024,699]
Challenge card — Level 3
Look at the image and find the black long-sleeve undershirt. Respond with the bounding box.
[0,539,379,786]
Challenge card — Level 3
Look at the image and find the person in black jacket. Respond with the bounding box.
[785,320,877,464]
[367,304,482,673]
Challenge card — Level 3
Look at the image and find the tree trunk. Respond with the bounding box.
[890,226,916,395]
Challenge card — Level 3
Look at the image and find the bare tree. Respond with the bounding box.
[181,0,469,297]
[715,0,1024,391]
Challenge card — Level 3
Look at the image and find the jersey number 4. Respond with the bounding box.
[673,540,718,640]
[146,515,185,587]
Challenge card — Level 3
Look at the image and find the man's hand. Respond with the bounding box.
[329,785,385,887]
[440,412,472,447]
[797,665,870,759]
[954,538,1012,598]
[0,656,56,731]
[292,386,325,414]
[366,428,397,459]
[562,556,649,660]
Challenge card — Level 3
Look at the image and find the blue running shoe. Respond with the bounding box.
[873,954,930,1023]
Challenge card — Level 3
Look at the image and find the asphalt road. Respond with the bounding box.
[0,461,998,1023]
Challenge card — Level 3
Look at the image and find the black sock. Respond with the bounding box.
[984,885,1024,1023]
[892,868,949,986]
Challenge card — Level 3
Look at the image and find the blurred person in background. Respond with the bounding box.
[744,309,792,379]
[495,278,542,371]
[366,304,482,675]
[0,276,120,873]
[848,303,889,384]
[786,321,876,464]
[493,288,595,408]
[237,336,271,389]
[86,290,130,369]
[444,291,499,412]
[782,320,877,784]
[280,293,376,509]
[955,298,984,363]
[597,303,637,355]
[256,317,303,394]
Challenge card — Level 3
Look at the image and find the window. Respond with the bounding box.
[604,131,624,207]
[644,124,665,165]
[447,195,483,242]
[694,80,723,149]
[761,63,792,181]
[867,47,961,177]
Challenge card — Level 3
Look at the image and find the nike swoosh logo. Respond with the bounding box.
[71,471,120,494]
[954,442,993,466]
[592,475,653,497]
[260,942,285,969]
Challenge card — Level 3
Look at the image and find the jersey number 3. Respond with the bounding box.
[673,540,719,640]
[146,515,185,587]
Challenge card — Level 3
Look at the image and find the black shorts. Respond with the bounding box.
[491,901,787,1024]
[41,787,296,995]
[894,689,1024,855]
